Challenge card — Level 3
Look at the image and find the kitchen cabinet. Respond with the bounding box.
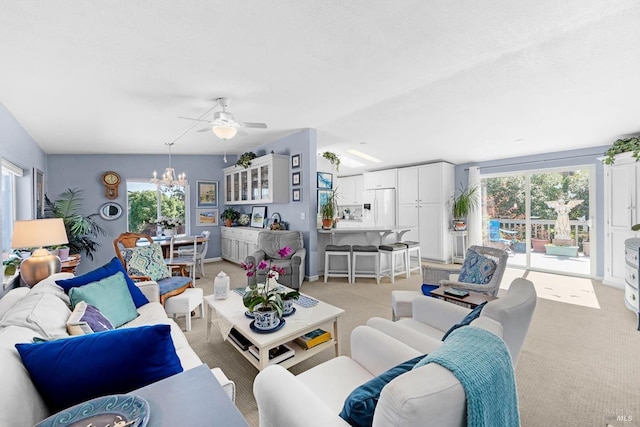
[604,153,640,288]
[336,175,363,205]
[397,163,454,262]
[224,154,289,204]
[624,238,640,330]
[221,227,261,264]
[363,169,397,190]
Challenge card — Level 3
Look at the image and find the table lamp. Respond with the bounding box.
[11,218,69,287]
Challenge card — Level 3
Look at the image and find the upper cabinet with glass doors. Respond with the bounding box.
[224,154,289,204]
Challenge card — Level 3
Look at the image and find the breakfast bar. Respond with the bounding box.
[317,225,416,277]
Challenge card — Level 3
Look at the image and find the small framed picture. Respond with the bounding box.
[196,180,218,207]
[317,189,332,213]
[251,206,267,228]
[292,188,301,202]
[317,172,333,189]
[291,154,301,169]
[196,209,219,226]
[292,171,301,186]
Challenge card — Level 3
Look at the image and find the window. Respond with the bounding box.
[126,180,188,236]
[2,159,24,257]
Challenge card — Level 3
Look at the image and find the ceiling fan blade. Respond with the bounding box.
[178,116,212,123]
[197,127,212,132]
[240,122,267,129]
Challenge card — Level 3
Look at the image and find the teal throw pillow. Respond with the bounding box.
[440,301,488,341]
[69,271,138,327]
[458,249,496,285]
[339,355,425,427]
[56,257,149,308]
[120,244,171,282]
[15,324,183,413]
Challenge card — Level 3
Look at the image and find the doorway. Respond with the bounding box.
[480,166,594,277]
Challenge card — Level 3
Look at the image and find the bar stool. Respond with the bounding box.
[324,244,352,283]
[352,245,380,284]
[378,243,408,283]
[395,241,421,275]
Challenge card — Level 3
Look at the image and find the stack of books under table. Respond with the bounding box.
[294,328,332,350]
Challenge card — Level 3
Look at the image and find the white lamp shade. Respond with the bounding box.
[212,126,238,140]
[11,218,69,249]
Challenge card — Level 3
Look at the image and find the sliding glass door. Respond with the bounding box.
[481,166,594,277]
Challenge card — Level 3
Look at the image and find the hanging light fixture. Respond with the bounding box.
[151,142,188,188]
[212,125,238,140]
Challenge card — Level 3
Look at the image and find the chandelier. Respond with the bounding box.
[151,142,187,188]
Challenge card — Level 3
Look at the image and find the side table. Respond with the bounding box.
[129,364,247,427]
[450,230,468,264]
[430,286,497,309]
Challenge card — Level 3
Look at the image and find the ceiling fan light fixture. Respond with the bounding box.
[212,125,238,140]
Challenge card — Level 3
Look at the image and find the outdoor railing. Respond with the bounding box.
[491,218,590,245]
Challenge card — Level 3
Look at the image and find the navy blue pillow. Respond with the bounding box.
[339,355,425,427]
[421,283,439,296]
[16,324,182,413]
[56,257,149,308]
[441,301,488,341]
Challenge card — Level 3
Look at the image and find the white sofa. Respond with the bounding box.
[0,273,233,427]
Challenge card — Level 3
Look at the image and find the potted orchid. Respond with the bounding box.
[241,246,298,329]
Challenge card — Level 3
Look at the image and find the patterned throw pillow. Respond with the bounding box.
[120,244,170,282]
[458,249,497,285]
[66,301,114,335]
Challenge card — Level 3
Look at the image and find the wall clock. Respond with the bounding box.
[101,171,121,200]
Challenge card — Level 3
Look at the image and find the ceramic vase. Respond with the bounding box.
[283,299,294,315]
[164,228,176,237]
[254,309,279,330]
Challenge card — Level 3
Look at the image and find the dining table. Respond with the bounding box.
[139,235,209,258]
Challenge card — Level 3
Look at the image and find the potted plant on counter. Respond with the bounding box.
[221,207,240,227]
[320,190,338,229]
[449,184,478,231]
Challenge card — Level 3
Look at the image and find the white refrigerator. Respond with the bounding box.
[363,188,396,227]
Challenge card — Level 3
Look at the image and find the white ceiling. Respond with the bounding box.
[1,0,639,174]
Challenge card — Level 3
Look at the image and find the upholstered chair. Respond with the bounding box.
[245,230,306,290]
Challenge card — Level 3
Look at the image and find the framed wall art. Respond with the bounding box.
[196,208,218,226]
[317,172,333,189]
[292,171,301,186]
[292,188,301,202]
[196,180,218,207]
[251,206,267,228]
[291,154,301,169]
[33,168,44,219]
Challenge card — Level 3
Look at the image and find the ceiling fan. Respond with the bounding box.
[178,97,267,140]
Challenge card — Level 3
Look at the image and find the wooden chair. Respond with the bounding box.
[113,232,192,304]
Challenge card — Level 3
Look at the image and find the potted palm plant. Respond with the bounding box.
[320,190,338,229]
[450,184,478,230]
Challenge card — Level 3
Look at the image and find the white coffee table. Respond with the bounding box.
[205,289,344,371]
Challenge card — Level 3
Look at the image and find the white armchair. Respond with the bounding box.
[371,278,537,366]
[254,318,503,427]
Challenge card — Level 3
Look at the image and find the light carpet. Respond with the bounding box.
[180,261,640,427]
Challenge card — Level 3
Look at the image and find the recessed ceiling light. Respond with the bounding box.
[514,139,525,143]
[346,149,382,163]
[339,155,366,168]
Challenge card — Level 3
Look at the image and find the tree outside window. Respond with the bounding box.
[127,181,187,235]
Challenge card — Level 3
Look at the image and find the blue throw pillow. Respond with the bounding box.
[421,283,440,296]
[339,355,425,427]
[458,249,496,285]
[16,324,183,413]
[69,271,139,328]
[441,301,488,341]
[56,257,149,308]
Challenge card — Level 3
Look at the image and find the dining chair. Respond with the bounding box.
[177,230,210,278]
[113,232,193,304]
[165,235,198,282]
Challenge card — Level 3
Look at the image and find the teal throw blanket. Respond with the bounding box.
[417,326,519,427]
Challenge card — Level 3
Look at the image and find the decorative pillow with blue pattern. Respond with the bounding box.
[120,243,171,282]
[458,249,496,284]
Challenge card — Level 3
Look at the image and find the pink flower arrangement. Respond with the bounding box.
[241,246,294,315]
[241,246,292,280]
